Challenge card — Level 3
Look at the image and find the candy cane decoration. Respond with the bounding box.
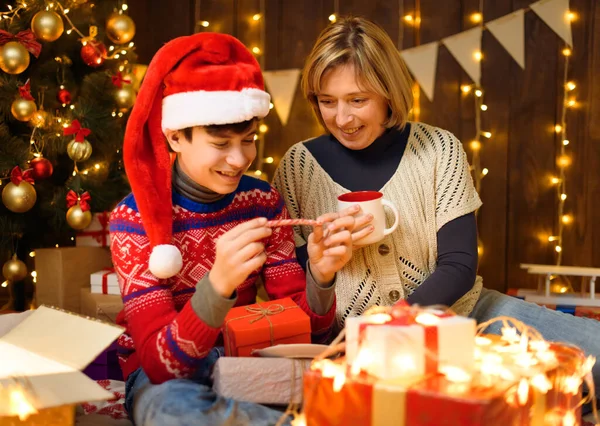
[265,219,322,228]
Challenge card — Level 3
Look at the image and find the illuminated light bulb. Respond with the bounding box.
[254,170,262,176]
[94,163,101,169]
[548,236,559,242]
[470,12,483,23]
[259,124,268,133]
[252,13,261,21]
[557,155,571,167]
[269,102,274,109]
[473,51,483,61]
[329,14,337,23]
[555,245,562,253]
[561,214,572,224]
[565,81,576,91]
[29,251,35,257]
[403,14,414,22]
[265,157,274,164]
[470,140,481,151]
[554,124,563,133]
[562,48,572,57]
[565,11,576,22]
[475,89,483,97]
[200,20,209,27]
[561,193,567,201]
[482,168,489,176]
[480,104,488,111]
[550,177,560,185]
[461,85,472,93]
[482,131,492,138]
[563,139,569,146]
[251,46,261,54]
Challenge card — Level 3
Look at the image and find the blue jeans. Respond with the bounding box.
[124,347,291,426]
[470,288,600,388]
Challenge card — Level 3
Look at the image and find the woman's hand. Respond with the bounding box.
[317,205,375,249]
[307,213,355,285]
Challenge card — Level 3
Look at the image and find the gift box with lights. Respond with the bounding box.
[0,306,123,425]
[300,305,596,426]
[345,301,476,380]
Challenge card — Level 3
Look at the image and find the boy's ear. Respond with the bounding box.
[165,129,183,152]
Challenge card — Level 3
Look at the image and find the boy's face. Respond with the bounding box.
[166,123,258,194]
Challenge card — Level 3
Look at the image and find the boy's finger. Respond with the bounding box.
[232,226,272,248]
[223,217,268,241]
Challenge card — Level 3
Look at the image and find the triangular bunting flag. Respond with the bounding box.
[531,0,572,47]
[263,69,301,126]
[401,42,439,102]
[487,10,526,69]
[442,27,483,85]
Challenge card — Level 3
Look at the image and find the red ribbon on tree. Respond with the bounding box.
[66,190,91,211]
[63,119,91,142]
[9,166,35,185]
[18,80,34,101]
[0,30,42,58]
[111,71,131,89]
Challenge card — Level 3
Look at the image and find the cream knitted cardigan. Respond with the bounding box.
[273,122,483,330]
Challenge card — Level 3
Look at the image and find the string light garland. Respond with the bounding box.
[548,36,576,265]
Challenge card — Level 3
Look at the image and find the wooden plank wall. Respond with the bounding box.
[129,0,600,293]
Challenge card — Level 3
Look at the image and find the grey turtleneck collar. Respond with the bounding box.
[172,159,227,203]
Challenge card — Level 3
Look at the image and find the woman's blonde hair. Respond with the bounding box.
[302,17,414,131]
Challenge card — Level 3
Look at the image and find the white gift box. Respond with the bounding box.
[90,268,120,295]
[76,212,111,248]
[348,313,476,380]
[212,357,310,405]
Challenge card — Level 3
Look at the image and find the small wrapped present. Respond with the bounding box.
[82,342,122,381]
[75,212,111,248]
[35,247,113,313]
[347,302,476,380]
[80,288,123,324]
[223,298,311,357]
[90,268,119,295]
[212,357,310,404]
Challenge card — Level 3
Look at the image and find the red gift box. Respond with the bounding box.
[223,298,311,356]
[304,366,374,426]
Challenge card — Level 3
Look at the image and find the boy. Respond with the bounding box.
[110,33,354,425]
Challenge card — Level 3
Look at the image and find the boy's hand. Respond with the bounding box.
[209,218,272,298]
[307,214,355,285]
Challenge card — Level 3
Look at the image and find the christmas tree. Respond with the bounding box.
[0,0,139,309]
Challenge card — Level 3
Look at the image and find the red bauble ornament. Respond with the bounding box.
[57,88,72,105]
[30,157,53,180]
[80,41,107,67]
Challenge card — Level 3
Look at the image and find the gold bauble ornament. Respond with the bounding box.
[30,109,50,128]
[2,255,27,282]
[67,139,93,162]
[114,85,136,111]
[11,98,37,122]
[2,181,37,213]
[66,204,93,230]
[106,14,136,44]
[0,41,30,74]
[31,10,64,42]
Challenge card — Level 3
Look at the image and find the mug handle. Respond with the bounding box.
[382,199,399,236]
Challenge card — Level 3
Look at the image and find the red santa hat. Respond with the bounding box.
[123,33,271,279]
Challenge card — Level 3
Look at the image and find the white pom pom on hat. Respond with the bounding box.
[149,244,183,279]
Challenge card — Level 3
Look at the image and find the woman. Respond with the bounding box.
[272,16,600,388]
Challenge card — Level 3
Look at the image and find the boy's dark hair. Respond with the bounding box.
[181,118,257,141]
